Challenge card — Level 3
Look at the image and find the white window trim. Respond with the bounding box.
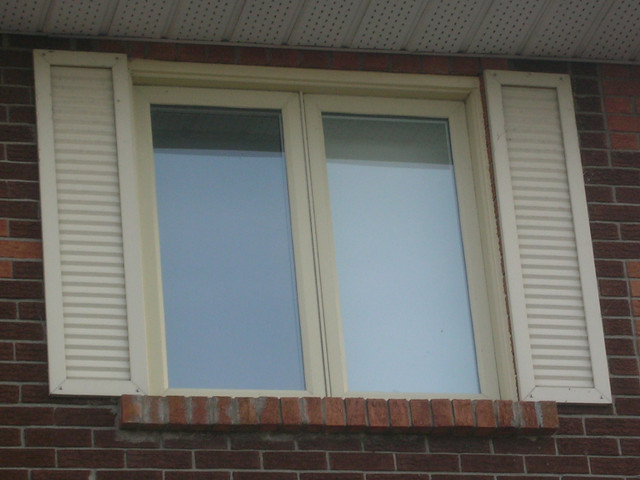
[129,59,516,400]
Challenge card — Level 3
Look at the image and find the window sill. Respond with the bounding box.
[119,395,558,436]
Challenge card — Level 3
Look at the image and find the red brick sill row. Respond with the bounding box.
[120,395,558,436]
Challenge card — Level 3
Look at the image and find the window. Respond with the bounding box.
[34,50,610,403]
[134,87,500,398]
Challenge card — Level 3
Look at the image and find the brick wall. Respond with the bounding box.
[1,34,640,479]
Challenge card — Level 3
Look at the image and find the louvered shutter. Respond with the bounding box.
[34,51,148,395]
[485,71,610,403]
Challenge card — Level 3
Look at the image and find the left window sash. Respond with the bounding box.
[134,86,325,396]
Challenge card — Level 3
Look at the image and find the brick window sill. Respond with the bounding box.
[120,395,558,436]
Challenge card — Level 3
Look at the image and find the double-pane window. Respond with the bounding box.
[135,87,498,398]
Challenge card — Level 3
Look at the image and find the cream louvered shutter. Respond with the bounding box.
[485,71,610,403]
[34,51,148,395]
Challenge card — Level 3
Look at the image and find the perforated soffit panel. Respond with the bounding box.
[1,0,639,63]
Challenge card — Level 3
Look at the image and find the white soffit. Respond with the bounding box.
[288,0,363,48]
[1,0,48,31]
[1,0,639,64]
[230,0,302,45]
[107,0,177,38]
[522,0,605,58]
[350,0,424,50]
[40,0,114,35]
[406,0,488,53]
[581,0,640,60]
[467,0,548,55]
[166,1,240,41]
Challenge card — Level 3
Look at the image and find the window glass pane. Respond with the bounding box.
[323,114,480,394]
[151,106,305,390]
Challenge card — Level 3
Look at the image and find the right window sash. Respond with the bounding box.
[485,70,611,403]
[304,94,500,399]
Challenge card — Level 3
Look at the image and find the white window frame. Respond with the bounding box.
[130,61,514,400]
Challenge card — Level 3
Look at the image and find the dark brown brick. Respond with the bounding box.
[391,55,421,73]
[297,436,361,451]
[557,437,619,455]
[586,417,640,436]
[596,259,625,277]
[584,168,640,186]
[25,428,92,447]
[236,474,295,480]
[54,407,116,427]
[57,449,124,468]
[15,342,46,362]
[97,472,162,480]
[616,397,640,415]
[526,456,589,474]
[0,361,46,382]
[195,450,260,469]
[511,59,569,73]
[177,44,208,63]
[461,454,523,473]
[591,222,618,240]
[329,452,395,471]
[575,96,602,113]
[0,321,43,340]
[396,453,459,472]
[0,385,19,403]
[299,50,331,69]
[361,53,390,72]
[581,150,609,166]
[451,57,479,75]
[166,473,229,480]
[429,436,491,453]
[267,49,299,68]
[599,279,628,296]
[610,377,640,395]
[0,448,55,467]
[573,77,600,95]
[18,301,45,320]
[12,261,42,279]
[590,457,640,475]
[362,435,425,452]
[332,52,360,70]
[31,471,93,480]
[605,338,635,355]
[576,113,605,130]
[0,427,20,445]
[493,437,555,454]
[422,56,450,74]
[127,450,192,469]
[0,200,39,219]
[164,472,231,480]
[263,451,327,470]
[93,429,160,449]
[6,145,37,163]
[0,86,31,104]
[0,124,34,142]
